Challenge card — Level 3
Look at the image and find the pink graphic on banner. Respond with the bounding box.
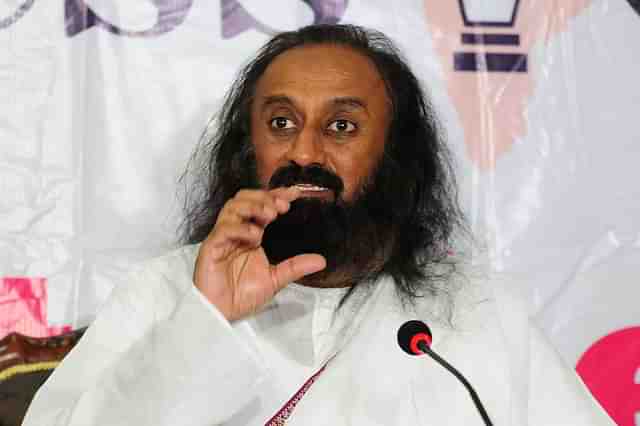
[424,0,592,169]
[576,327,640,426]
[0,277,71,339]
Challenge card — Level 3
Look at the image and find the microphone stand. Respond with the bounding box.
[418,341,493,426]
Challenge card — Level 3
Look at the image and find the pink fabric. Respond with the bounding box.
[0,277,71,339]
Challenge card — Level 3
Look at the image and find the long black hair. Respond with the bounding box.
[180,24,468,302]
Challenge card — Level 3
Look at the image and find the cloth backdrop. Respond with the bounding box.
[1,1,639,424]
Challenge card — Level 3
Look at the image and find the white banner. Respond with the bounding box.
[2,1,639,422]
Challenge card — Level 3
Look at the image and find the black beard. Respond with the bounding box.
[261,163,394,286]
[262,197,348,273]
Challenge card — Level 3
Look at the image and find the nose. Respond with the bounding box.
[284,128,325,167]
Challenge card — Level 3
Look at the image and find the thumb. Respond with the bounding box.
[271,254,326,291]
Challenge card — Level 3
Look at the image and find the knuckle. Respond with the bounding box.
[224,205,237,217]
[235,189,252,198]
[248,223,261,236]
[220,201,235,217]
[214,217,231,230]
[261,192,276,203]
[285,259,296,279]
[289,259,298,275]
[237,189,262,200]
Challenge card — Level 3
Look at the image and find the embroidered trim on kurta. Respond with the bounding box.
[264,363,328,425]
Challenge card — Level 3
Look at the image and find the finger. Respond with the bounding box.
[208,222,263,250]
[220,199,278,227]
[270,254,327,291]
[270,186,302,203]
[234,189,292,215]
[266,187,304,213]
[234,189,281,203]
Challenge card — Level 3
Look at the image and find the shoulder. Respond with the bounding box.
[479,270,533,320]
[407,263,535,354]
[458,267,533,341]
[416,261,533,328]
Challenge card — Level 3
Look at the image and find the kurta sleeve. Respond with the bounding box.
[22,253,269,426]
[527,322,615,425]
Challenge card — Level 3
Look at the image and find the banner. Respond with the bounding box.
[1,1,638,423]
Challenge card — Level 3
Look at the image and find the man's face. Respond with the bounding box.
[250,44,391,201]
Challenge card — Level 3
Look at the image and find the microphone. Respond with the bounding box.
[397,320,493,426]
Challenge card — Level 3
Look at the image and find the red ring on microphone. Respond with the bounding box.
[410,333,432,354]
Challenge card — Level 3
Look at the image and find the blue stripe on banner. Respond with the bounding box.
[461,33,520,46]
[453,52,527,72]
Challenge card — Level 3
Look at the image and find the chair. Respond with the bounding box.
[0,328,86,426]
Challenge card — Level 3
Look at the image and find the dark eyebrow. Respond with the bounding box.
[330,97,368,112]
[259,95,368,114]
[259,95,298,111]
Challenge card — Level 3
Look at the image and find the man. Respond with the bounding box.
[24,24,613,425]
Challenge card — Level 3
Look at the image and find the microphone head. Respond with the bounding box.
[397,320,433,355]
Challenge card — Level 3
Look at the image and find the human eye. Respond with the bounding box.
[269,116,296,130]
[327,119,357,134]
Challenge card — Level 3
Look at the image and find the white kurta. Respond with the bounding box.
[24,244,614,425]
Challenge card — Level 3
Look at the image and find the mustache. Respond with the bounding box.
[268,163,344,195]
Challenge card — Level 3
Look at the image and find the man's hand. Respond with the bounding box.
[193,187,326,321]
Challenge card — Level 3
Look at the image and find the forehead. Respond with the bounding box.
[253,44,389,104]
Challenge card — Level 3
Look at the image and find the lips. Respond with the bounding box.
[268,164,344,200]
[290,183,335,200]
[291,184,329,192]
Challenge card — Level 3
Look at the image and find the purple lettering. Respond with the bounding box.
[0,0,35,30]
[65,0,193,38]
[306,0,349,25]
[222,0,349,39]
[457,0,521,27]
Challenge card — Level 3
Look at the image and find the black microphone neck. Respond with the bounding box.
[416,341,493,426]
